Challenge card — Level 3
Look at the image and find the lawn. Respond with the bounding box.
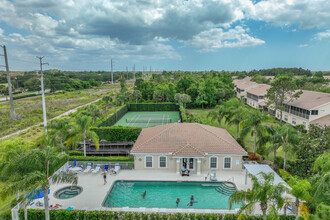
[187,108,295,162]
[0,84,119,138]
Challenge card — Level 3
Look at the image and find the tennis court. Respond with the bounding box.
[114,111,181,128]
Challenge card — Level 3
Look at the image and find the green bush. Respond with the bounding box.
[179,103,187,122]
[128,103,179,111]
[18,209,296,220]
[68,151,84,156]
[69,156,133,162]
[91,126,142,141]
[98,105,128,127]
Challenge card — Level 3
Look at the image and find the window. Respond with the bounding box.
[145,156,153,168]
[292,118,296,125]
[311,110,318,115]
[224,157,232,169]
[284,115,288,121]
[159,156,166,168]
[210,157,217,169]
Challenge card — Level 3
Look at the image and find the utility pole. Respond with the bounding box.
[0,45,16,120]
[37,56,49,134]
[133,64,135,81]
[111,59,113,84]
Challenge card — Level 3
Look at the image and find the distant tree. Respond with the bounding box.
[102,96,113,119]
[23,77,40,92]
[0,85,9,100]
[280,124,299,171]
[131,90,142,103]
[196,83,208,109]
[175,75,193,93]
[237,73,246,79]
[175,93,191,109]
[120,75,127,92]
[265,75,302,126]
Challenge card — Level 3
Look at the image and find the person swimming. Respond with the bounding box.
[142,190,146,199]
[176,198,180,207]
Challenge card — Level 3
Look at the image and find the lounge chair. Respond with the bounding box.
[114,164,120,173]
[181,169,190,176]
[104,164,109,172]
[66,206,74,210]
[92,164,101,174]
[210,171,217,181]
[83,163,92,173]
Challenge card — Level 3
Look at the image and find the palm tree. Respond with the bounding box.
[0,146,78,220]
[224,98,246,139]
[175,93,192,109]
[102,96,113,119]
[229,172,289,220]
[47,118,70,147]
[241,109,269,154]
[131,90,142,103]
[279,124,299,171]
[280,170,311,220]
[207,104,228,128]
[67,114,99,157]
[83,104,102,126]
[260,125,283,162]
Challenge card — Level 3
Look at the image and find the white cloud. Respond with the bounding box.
[298,44,308,48]
[247,0,330,29]
[313,30,330,40]
[186,26,265,52]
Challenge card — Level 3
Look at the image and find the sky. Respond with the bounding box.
[0,0,330,72]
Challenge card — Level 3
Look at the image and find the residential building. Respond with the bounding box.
[246,84,271,109]
[235,81,259,101]
[275,90,330,129]
[130,123,247,175]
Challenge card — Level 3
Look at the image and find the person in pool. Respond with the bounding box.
[176,198,180,207]
[142,190,146,199]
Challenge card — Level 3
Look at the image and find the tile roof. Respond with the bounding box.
[130,123,247,156]
[247,84,271,96]
[236,81,258,90]
[233,77,251,86]
[310,114,330,126]
[285,90,330,109]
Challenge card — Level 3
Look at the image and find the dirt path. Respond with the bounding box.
[0,88,117,141]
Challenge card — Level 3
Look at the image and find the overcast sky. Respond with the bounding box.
[0,0,330,72]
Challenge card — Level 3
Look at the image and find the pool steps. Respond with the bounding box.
[214,183,237,196]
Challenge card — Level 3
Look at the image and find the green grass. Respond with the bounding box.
[187,108,295,161]
[0,85,118,137]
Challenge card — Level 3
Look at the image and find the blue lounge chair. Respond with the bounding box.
[104,164,109,172]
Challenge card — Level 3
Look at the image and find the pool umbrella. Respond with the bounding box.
[74,157,77,167]
[27,189,50,200]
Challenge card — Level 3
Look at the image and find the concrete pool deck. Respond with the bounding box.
[33,170,255,214]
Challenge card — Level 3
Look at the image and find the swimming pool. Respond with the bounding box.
[103,181,242,209]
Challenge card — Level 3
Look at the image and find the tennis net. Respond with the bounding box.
[126,118,172,123]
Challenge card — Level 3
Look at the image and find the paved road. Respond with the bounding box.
[0,88,116,141]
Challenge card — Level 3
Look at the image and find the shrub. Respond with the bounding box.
[128,103,179,111]
[17,209,296,220]
[69,156,133,162]
[91,126,142,141]
[248,153,260,161]
[68,151,84,156]
[98,105,128,127]
[179,103,187,122]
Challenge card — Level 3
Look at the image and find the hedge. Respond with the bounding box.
[18,209,296,220]
[68,151,84,156]
[91,126,142,141]
[98,105,128,127]
[69,156,133,162]
[128,103,179,112]
[180,103,187,122]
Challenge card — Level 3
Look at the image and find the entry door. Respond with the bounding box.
[182,158,195,170]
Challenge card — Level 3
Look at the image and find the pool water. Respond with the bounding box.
[103,181,242,209]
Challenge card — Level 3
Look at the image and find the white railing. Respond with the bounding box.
[68,161,134,170]
[11,202,21,220]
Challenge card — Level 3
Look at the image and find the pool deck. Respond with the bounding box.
[30,170,291,215]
